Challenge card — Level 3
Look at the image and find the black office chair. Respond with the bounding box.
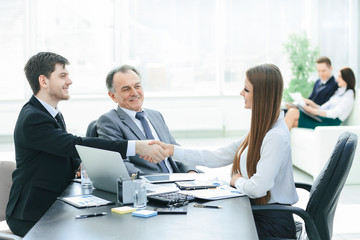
[86,120,98,137]
[252,131,358,240]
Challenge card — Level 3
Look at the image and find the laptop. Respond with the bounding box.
[75,145,178,196]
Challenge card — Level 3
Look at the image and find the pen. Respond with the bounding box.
[184,186,217,190]
[75,212,107,219]
[193,204,222,209]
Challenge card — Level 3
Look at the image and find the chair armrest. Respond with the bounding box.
[251,204,320,240]
[295,182,312,192]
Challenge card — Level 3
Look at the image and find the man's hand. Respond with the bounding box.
[148,140,174,156]
[135,140,169,163]
[230,172,242,187]
[75,165,81,178]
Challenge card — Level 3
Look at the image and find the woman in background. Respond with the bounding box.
[150,64,298,239]
[285,67,356,130]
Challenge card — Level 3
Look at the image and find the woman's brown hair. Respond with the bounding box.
[340,67,356,97]
[232,64,284,205]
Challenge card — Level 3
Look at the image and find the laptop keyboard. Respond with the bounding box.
[147,192,195,207]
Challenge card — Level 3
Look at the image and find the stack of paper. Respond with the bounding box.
[181,185,245,200]
[289,92,305,106]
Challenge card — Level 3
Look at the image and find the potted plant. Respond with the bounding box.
[283,32,320,102]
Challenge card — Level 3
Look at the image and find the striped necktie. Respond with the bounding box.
[135,111,169,173]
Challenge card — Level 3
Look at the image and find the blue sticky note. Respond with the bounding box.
[132,210,158,218]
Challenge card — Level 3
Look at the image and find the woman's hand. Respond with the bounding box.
[149,140,174,156]
[304,98,318,108]
[140,140,174,164]
[230,172,242,187]
[303,105,317,115]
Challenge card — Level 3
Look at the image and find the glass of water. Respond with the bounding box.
[81,163,93,189]
[133,179,147,209]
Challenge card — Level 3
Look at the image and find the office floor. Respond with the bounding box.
[1,137,360,239]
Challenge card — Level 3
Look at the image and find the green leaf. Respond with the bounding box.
[283,32,320,102]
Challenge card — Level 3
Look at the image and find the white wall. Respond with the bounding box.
[60,95,251,137]
[0,95,251,138]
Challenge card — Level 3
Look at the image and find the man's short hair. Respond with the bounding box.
[24,52,69,95]
[316,56,331,67]
[106,65,141,92]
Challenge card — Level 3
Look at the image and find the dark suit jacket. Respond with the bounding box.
[308,76,338,105]
[97,107,197,175]
[6,96,128,224]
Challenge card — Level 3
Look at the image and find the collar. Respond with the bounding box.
[120,107,146,119]
[320,76,333,85]
[34,96,59,118]
[336,87,347,95]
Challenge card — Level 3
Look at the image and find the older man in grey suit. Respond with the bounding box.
[97,65,197,175]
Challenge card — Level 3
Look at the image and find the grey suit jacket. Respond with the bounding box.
[97,107,197,175]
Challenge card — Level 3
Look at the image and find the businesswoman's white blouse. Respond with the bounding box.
[173,111,298,205]
[320,87,354,121]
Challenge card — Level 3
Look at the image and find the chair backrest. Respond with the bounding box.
[86,120,98,137]
[0,160,16,221]
[306,131,358,240]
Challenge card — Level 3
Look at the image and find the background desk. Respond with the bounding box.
[24,182,258,240]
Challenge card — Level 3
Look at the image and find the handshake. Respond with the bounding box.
[135,140,174,163]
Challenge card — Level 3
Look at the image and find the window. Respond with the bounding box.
[0,0,358,100]
[0,0,26,100]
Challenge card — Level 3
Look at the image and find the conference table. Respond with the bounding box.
[24,181,258,239]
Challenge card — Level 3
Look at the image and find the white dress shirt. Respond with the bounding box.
[121,107,173,172]
[320,88,354,121]
[35,96,59,118]
[173,111,298,205]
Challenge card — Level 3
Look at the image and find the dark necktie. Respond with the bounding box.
[55,112,66,131]
[135,111,169,173]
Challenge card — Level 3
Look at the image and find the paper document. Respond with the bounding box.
[289,92,306,107]
[58,195,114,208]
[181,185,245,200]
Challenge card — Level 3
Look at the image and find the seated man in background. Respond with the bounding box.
[308,56,338,105]
[285,67,356,130]
[97,65,198,175]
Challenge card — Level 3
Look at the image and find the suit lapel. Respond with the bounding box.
[29,96,64,130]
[29,95,66,131]
[30,96,53,117]
[146,109,180,172]
[146,110,166,142]
[115,107,146,140]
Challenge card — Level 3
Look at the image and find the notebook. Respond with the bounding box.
[75,145,177,196]
[297,105,322,122]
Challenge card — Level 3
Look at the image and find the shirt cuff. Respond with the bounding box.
[234,177,246,194]
[173,145,184,161]
[126,140,136,157]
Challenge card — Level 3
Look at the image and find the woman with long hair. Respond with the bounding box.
[285,67,356,130]
[150,64,298,239]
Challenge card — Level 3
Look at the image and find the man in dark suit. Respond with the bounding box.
[308,56,338,105]
[6,52,168,237]
[97,65,198,175]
